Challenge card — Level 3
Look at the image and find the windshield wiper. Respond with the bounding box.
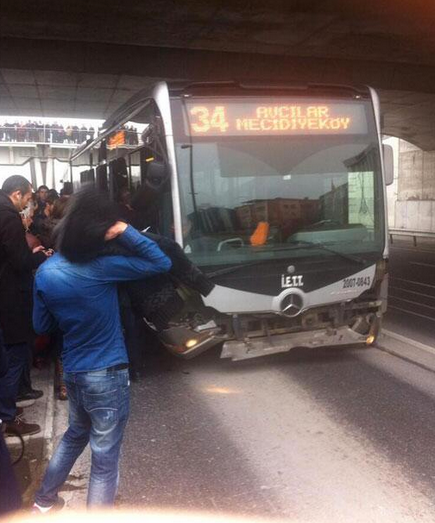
[286,240,366,265]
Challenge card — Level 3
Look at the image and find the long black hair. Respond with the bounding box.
[55,188,119,262]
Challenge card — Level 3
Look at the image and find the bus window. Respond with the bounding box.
[80,168,95,186]
[129,151,141,191]
[109,157,129,201]
[71,150,92,192]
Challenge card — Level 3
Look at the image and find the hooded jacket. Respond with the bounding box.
[0,191,46,344]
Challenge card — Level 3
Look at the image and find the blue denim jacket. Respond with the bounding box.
[33,226,171,373]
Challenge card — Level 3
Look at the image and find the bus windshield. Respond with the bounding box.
[171,96,384,267]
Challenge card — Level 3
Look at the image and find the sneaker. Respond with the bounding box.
[17,389,44,401]
[32,497,65,514]
[4,416,41,436]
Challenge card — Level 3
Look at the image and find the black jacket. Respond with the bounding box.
[108,233,214,331]
[0,191,46,344]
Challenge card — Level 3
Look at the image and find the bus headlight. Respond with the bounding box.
[366,334,376,345]
[185,339,198,349]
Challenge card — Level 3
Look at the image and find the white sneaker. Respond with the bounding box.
[32,497,65,514]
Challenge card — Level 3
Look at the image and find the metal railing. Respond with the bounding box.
[389,227,435,246]
[0,125,140,147]
[0,125,95,145]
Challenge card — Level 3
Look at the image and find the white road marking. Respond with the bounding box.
[410,262,435,268]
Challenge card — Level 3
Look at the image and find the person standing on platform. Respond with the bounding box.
[32,189,171,510]
[0,175,49,436]
[36,184,49,208]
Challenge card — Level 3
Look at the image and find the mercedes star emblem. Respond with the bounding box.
[280,293,304,317]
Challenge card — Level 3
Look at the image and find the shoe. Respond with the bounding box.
[58,385,68,401]
[4,416,41,436]
[16,407,24,416]
[17,389,44,401]
[32,497,65,514]
[16,397,35,408]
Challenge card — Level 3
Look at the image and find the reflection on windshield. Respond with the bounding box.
[174,135,383,267]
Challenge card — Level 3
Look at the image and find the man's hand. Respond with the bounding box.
[105,221,128,241]
[32,246,45,254]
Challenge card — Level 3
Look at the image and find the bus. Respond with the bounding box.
[70,81,393,361]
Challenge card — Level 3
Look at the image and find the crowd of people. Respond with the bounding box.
[0,181,74,439]
[0,176,173,513]
[0,121,140,146]
[0,122,96,144]
[0,171,215,515]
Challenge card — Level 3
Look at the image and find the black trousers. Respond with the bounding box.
[0,343,29,421]
[0,430,22,514]
[19,341,34,395]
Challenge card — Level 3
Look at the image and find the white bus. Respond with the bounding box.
[70,81,392,361]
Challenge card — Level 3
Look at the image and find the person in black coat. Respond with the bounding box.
[0,176,49,436]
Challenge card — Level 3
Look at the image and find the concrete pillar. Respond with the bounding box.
[29,158,38,188]
[384,137,399,228]
[395,140,435,231]
[40,159,47,186]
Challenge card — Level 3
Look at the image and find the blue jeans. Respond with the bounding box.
[35,368,130,507]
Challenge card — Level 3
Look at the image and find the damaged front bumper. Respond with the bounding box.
[159,303,382,361]
[220,323,377,361]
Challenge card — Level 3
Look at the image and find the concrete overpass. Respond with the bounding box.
[1,1,435,149]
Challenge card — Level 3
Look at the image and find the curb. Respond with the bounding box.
[20,363,56,506]
[377,329,435,374]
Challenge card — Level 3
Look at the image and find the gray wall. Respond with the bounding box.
[388,139,435,231]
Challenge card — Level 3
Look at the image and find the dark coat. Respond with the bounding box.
[0,191,46,344]
[107,232,214,331]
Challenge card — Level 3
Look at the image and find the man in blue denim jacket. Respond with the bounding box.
[32,190,171,510]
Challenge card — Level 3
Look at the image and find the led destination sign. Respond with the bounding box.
[185,100,367,137]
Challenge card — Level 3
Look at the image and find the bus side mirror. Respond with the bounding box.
[144,160,170,192]
[383,144,394,186]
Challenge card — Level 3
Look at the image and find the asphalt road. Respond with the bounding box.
[385,236,435,345]
[118,342,435,522]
